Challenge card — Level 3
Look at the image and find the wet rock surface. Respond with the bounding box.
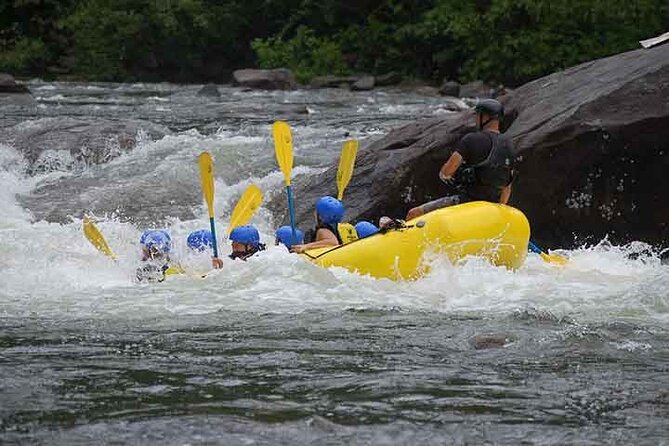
[1,117,170,175]
[439,80,460,97]
[0,73,30,93]
[277,45,669,247]
[197,83,220,97]
[350,76,375,91]
[232,68,296,90]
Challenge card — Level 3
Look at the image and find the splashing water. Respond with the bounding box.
[0,82,667,444]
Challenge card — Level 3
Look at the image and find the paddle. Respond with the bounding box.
[336,139,358,201]
[528,240,568,266]
[272,121,298,243]
[83,216,117,260]
[198,152,220,260]
[226,184,263,236]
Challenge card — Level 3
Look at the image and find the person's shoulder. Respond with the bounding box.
[460,132,480,143]
[316,226,336,237]
[462,131,490,144]
[497,132,515,148]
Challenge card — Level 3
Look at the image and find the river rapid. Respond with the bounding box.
[0,82,667,445]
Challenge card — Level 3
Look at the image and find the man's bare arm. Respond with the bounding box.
[439,152,463,182]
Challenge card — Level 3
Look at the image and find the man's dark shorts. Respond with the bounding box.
[419,195,468,214]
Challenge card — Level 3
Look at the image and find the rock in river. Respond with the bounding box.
[350,76,375,91]
[0,73,30,93]
[232,68,296,90]
[1,117,170,175]
[270,44,669,248]
[2,117,175,223]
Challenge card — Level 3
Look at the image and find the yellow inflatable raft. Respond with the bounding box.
[300,201,530,280]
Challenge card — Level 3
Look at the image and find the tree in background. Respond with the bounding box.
[0,0,75,75]
[0,0,666,85]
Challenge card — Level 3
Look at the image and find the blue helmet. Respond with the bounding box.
[187,229,213,251]
[275,225,304,249]
[315,196,344,225]
[140,229,171,253]
[229,225,260,247]
[355,221,379,239]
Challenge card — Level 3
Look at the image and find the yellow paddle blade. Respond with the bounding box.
[83,216,116,260]
[540,252,569,266]
[164,265,185,276]
[272,121,293,186]
[336,139,358,201]
[198,152,215,218]
[227,184,263,236]
[164,265,208,279]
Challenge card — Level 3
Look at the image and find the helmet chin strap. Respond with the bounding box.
[229,243,266,260]
[478,114,494,131]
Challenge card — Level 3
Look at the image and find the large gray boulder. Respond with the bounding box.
[439,80,460,97]
[5,117,180,224]
[270,44,669,248]
[232,68,296,90]
[0,73,29,93]
[0,117,170,175]
[503,44,669,247]
[350,75,375,91]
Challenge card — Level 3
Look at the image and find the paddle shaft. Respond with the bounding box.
[209,217,219,258]
[286,185,298,243]
[528,241,542,254]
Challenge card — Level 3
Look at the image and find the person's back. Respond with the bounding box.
[456,130,514,202]
[405,98,515,221]
[290,196,344,253]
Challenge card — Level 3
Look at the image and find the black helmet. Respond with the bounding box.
[474,98,503,117]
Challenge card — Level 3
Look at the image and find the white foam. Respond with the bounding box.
[1,130,667,325]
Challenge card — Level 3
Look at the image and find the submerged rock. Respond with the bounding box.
[232,68,296,90]
[271,44,669,247]
[8,118,187,224]
[197,83,220,97]
[472,334,511,349]
[1,117,170,175]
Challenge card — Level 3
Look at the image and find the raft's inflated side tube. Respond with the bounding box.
[299,201,530,280]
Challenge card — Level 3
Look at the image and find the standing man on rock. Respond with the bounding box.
[405,99,515,220]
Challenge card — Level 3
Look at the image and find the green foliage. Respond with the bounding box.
[0,37,49,74]
[252,26,348,83]
[0,0,666,85]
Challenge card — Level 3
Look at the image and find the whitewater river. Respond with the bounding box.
[0,82,667,444]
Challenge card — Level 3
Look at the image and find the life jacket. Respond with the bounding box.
[337,223,359,244]
[468,132,514,201]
